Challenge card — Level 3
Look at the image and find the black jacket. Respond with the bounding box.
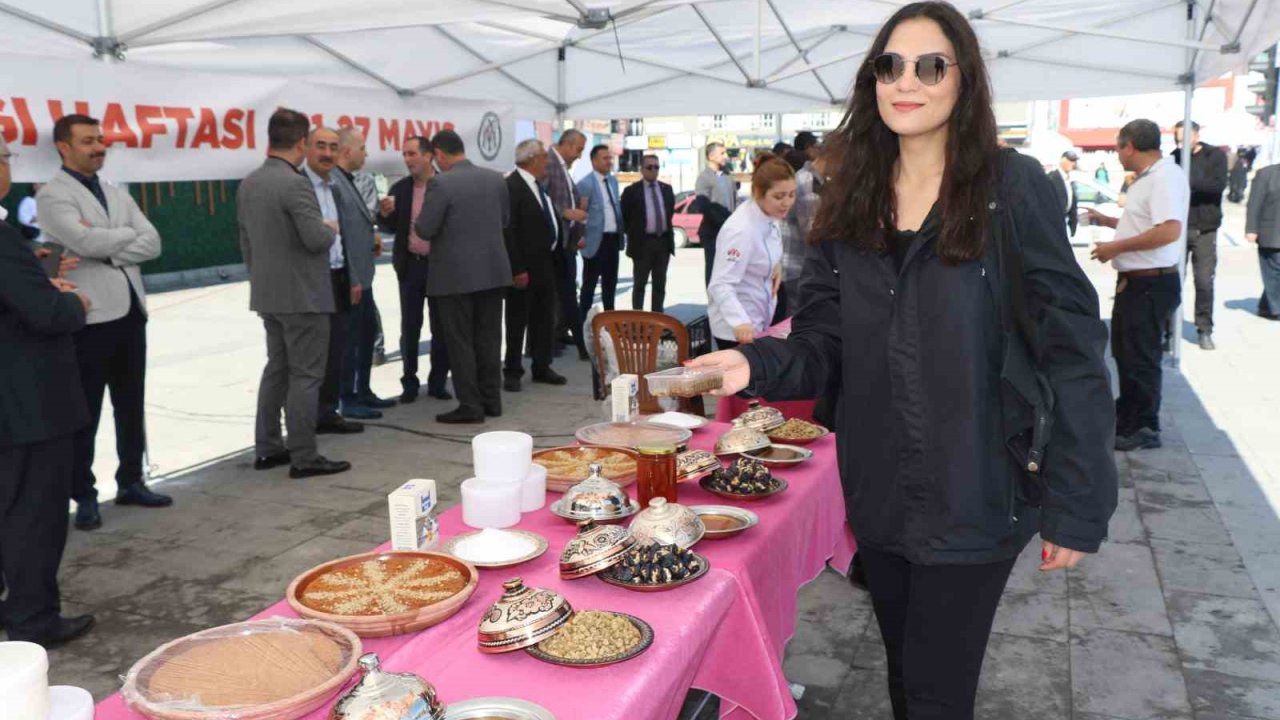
[504,172,557,280]
[378,175,428,278]
[737,151,1117,564]
[0,223,89,447]
[1172,143,1229,232]
[1047,170,1078,236]
[620,179,676,259]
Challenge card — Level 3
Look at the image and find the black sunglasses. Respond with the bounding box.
[871,52,958,86]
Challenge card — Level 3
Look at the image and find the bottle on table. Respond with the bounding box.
[636,444,678,507]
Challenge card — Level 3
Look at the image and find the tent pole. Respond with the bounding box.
[0,3,94,44]
[755,0,763,81]
[557,45,567,130]
[1173,0,1196,366]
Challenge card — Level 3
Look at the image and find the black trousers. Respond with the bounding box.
[1260,247,1280,317]
[341,288,379,404]
[1112,273,1181,436]
[72,292,147,503]
[714,337,739,351]
[554,251,588,354]
[319,268,353,420]
[859,545,1019,720]
[0,435,73,640]
[435,288,505,415]
[1186,228,1218,333]
[630,236,671,313]
[505,263,557,379]
[580,233,621,319]
[702,233,717,287]
[397,262,451,396]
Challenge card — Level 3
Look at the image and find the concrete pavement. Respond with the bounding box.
[30,199,1280,719]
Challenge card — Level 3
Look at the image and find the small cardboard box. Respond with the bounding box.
[389,479,438,551]
[611,374,638,423]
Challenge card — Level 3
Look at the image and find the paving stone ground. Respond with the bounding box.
[18,201,1280,719]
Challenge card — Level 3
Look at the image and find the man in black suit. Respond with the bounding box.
[378,136,452,404]
[621,153,676,312]
[0,137,96,647]
[1047,150,1079,238]
[503,140,567,392]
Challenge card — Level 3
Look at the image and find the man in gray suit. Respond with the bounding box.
[38,113,171,531]
[1246,162,1280,319]
[333,127,394,418]
[237,109,350,478]
[414,129,512,424]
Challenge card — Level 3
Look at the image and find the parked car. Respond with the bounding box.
[1070,175,1120,247]
[672,191,702,248]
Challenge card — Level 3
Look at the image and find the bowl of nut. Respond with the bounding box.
[700,457,788,500]
[524,610,654,668]
[766,418,830,446]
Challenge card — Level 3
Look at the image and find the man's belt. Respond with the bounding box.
[1119,265,1179,279]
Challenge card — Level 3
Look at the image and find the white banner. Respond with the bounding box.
[0,59,514,183]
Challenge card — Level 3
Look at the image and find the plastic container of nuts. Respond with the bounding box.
[644,367,724,398]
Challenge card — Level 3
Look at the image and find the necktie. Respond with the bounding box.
[604,177,619,222]
[648,182,664,234]
[537,182,557,248]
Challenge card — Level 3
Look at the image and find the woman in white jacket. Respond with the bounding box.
[707,153,797,349]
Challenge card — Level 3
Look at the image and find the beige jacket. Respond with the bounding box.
[38,169,162,324]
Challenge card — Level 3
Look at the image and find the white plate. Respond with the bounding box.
[643,412,711,430]
[446,697,555,720]
[441,530,548,568]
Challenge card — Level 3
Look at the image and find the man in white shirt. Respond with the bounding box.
[1088,119,1189,452]
[575,145,624,321]
[302,127,364,436]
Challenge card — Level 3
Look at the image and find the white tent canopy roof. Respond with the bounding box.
[2,0,1278,117]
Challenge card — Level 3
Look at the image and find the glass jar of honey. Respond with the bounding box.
[635,444,678,507]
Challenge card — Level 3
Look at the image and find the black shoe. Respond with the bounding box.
[253,451,291,470]
[1116,427,1162,452]
[437,408,485,424]
[289,457,352,478]
[317,417,365,434]
[340,404,383,420]
[15,614,96,649]
[359,394,398,409]
[115,484,174,508]
[578,348,591,361]
[1198,332,1216,351]
[428,388,454,400]
[485,406,503,418]
[74,499,101,531]
[400,390,419,404]
[504,377,522,392]
[532,370,568,385]
[556,334,574,346]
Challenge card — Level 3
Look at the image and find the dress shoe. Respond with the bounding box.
[437,408,485,424]
[556,333,574,346]
[1198,332,1216,351]
[13,614,96,649]
[1115,427,1162,452]
[115,484,174,508]
[428,388,454,400]
[485,406,503,418]
[504,376,522,392]
[532,370,568,386]
[317,417,365,434]
[253,451,291,470]
[400,390,418,404]
[359,394,398,409]
[74,499,101,531]
[289,456,352,479]
[578,348,591,361]
[341,404,383,420]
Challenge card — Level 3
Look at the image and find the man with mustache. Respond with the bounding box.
[38,114,172,532]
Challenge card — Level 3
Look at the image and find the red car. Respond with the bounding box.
[672,192,702,247]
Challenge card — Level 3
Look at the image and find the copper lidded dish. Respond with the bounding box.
[627,497,705,549]
[549,463,640,524]
[560,519,636,580]
[676,449,721,482]
[331,652,445,720]
[734,400,786,432]
[714,419,771,456]
[477,578,575,654]
[287,551,478,638]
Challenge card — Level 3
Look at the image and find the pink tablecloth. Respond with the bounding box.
[96,422,854,720]
[712,319,819,424]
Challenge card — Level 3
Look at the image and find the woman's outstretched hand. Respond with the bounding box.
[686,350,751,397]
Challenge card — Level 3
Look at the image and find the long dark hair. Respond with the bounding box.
[810,1,998,264]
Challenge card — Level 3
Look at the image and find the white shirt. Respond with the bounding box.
[707,200,782,340]
[595,171,618,233]
[1111,157,1189,272]
[515,167,558,250]
[16,196,42,243]
[304,164,345,271]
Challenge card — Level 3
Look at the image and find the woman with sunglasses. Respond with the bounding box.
[689,3,1116,717]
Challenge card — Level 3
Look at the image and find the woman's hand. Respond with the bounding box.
[1039,541,1086,572]
[685,349,751,396]
[771,264,782,297]
[733,324,755,345]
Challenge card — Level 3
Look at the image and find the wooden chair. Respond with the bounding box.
[591,310,706,416]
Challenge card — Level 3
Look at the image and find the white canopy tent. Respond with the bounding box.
[1,0,1277,119]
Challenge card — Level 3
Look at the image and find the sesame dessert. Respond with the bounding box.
[300,557,467,616]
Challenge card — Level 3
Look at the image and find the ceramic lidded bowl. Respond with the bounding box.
[734,400,786,432]
[476,578,574,654]
[562,463,632,519]
[714,419,771,456]
[559,519,635,580]
[628,497,705,550]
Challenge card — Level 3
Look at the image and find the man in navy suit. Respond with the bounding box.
[576,145,624,320]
